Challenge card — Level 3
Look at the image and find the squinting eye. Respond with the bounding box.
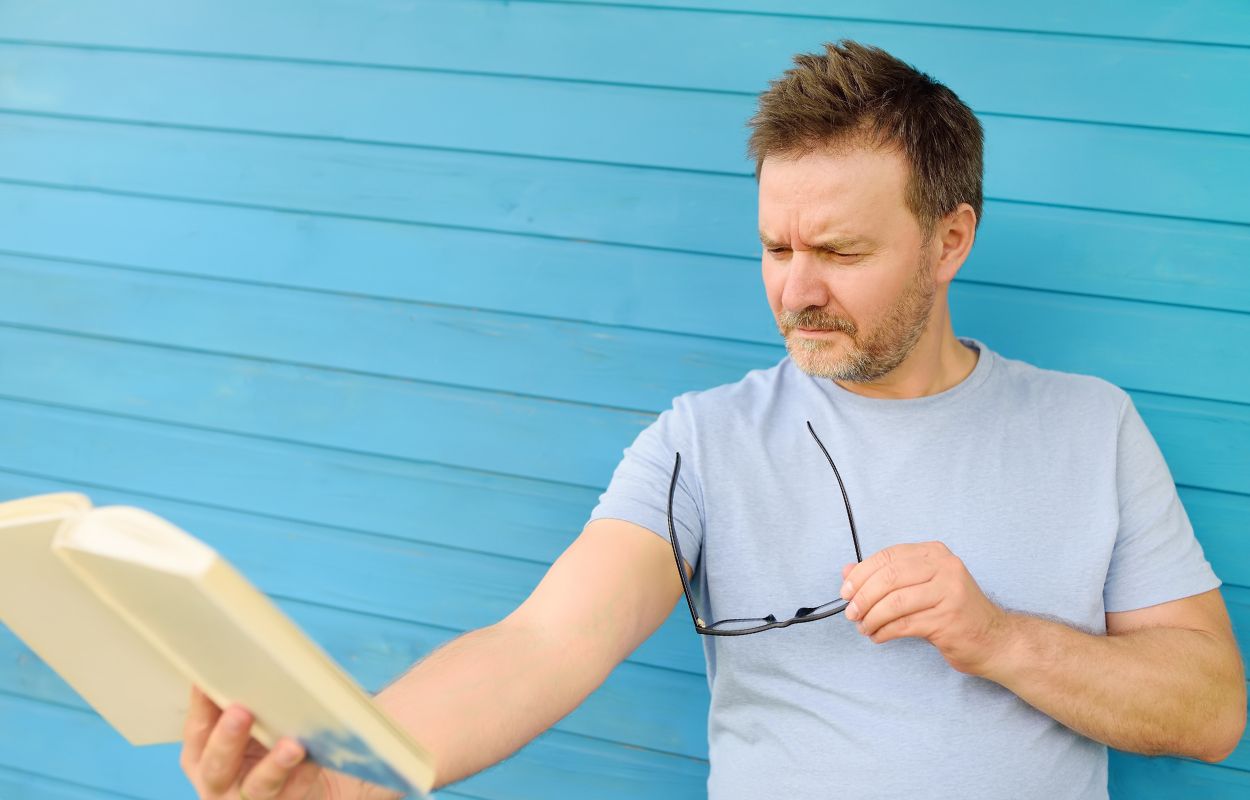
[767,248,789,255]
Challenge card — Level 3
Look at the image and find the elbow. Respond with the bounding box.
[1197,726,1245,765]
[1195,686,1247,764]
[1197,734,1241,764]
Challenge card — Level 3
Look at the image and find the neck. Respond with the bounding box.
[832,309,977,400]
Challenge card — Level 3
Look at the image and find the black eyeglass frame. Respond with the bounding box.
[666,420,864,636]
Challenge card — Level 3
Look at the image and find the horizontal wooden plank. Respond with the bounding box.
[0,2,1246,134]
[0,254,773,413]
[1106,392,1250,499]
[0,250,776,416]
[0,765,145,800]
[550,0,1250,48]
[983,115,1250,225]
[1109,749,1250,798]
[1,184,1247,345]
[1181,488,1250,588]
[2,250,1250,409]
[0,406,708,677]
[0,381,608,553]
[0,55,1246,223]
[0,112,757,256]
[1,298,1249,496]
[0,691,189,800]
[0,590,710,760]
[0,321,655,489]
[0,41,754,173]
[950,283,1250,406]
[0,394,624,558]
[0,393,604,566]
[0,690,709,800]
[963,203,1250,316]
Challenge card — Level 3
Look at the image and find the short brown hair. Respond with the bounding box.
[747,39,983,243]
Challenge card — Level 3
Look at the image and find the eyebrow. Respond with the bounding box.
[758,231,871,251]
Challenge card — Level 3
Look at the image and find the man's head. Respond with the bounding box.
[748,40,982,383]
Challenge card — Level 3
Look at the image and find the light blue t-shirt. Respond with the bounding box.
[588,335,1221,800]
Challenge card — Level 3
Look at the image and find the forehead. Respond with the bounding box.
[757,145,915,244]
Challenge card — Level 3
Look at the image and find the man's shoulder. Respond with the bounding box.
[991,345,1129,418]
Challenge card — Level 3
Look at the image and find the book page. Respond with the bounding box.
[0,495,192,745]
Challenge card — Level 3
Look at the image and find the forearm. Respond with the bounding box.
[324,620,609,798]
[981,612,1245,761]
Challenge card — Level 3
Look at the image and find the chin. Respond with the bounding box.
[785,335,854,379]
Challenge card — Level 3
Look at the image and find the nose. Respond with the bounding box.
[779,251,832,314]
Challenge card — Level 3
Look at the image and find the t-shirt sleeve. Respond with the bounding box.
[587,393,705,575]
[1102,392,1222,613]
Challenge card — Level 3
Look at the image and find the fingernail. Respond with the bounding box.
[227,711,248,733]
[846,601,859,620]
[839,580,852,599]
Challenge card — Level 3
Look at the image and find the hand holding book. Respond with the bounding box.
[179,684,409,800]
[181,684,327,799]
[0,493,436,798]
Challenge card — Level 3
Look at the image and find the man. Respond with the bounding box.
[180,40,1244,800]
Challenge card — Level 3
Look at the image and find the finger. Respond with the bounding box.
[855,582,940,637]
[841,542,942,602]
[199,704,254,793]
[240,737,308,799]
[845,554,939,623]
[180,684,223,768]
[276,759,325,800]
[864,606,941,644]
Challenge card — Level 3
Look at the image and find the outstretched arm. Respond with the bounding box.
[179,518,687,799]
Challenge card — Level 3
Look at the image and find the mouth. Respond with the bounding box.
[794,327,841,336]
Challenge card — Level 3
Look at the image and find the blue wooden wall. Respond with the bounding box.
[0,1,1247,797]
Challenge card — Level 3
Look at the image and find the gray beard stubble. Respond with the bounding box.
[779,250,938,383]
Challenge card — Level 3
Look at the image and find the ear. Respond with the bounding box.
[931,203,978,284]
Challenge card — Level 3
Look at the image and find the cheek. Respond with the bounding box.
[840,272,899,318]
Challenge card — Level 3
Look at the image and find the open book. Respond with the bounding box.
[0,492,437,798]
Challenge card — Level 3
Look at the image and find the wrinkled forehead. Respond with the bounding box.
[757,146,915,246]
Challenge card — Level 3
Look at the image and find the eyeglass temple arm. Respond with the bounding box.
[670,425,860,633]
[668,452,706,628]
[806,420,863,563]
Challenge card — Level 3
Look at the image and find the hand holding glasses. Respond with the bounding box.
[666,420,863,636]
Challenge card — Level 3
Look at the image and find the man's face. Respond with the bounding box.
[759,145,939,382]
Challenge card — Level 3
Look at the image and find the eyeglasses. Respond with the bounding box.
[666,419,863,636]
